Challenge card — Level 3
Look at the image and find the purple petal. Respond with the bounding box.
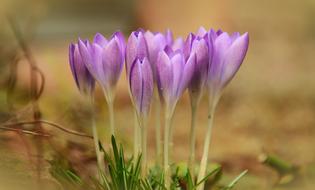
[90,44,104,82]
[144,30,154,41]
[190,38,209,86]
[172,37,184,51]
[144,32,167,78]
[150,33,167,63]
[93,33,108,47]
[215,32,232,52]
[164,45,174,56]
[112,31,126,56]
[216,29,223,35]
[230,32,241,42]
[170,53,184,98]
[69,43,94,95]
[184,33,195,60]
[126,31,148,75]
[191,39,209,68]
[179,53,196,95]
[102,38,124,90]
[208,29,218,42]
[126,33,138,74]
[156,51,173,103]
[135,32,148,60]
[220,33,249,87]
[130,59,142,113]
[69,44,79,88]
[78,39,95,76]
[165,29,173,46]
[208,32,232,83]
[140,58,154,115]
[196,26,207,37]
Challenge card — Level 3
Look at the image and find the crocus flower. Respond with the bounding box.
[69,39,104,172]
[207,30,249,104]
[69,43,95,96]
[197,30,249,190]
[126,30,152,174]
[184,32,209,103]
[126,30,148,76]
[78,32,125,101]
[156,47,196,187]
[129,57,154,119]
[184,28,209,181]
[156,48,196,114]
[129,57,154,176]
[78,32,125,136]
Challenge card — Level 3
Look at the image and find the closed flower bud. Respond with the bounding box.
[207,30,249,101]
[129,57,154,119]
[78,32,125,101]
[184,32,209,103]
[156,48,196,114]
[69,43,95,96]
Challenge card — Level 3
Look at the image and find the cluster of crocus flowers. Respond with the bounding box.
[68,27,249,189]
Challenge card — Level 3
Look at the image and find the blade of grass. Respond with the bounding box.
[186,170,194,190]
[223,170,248,190]
[195,166,221,187]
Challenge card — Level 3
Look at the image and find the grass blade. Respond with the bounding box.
[223,170,248,190]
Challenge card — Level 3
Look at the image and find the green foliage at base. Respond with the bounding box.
[49,136,247,190]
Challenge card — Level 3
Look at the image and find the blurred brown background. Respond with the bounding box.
[0,0,315,189]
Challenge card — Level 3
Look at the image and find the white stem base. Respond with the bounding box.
[196,106,215,190]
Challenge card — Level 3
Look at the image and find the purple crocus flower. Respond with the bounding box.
[69,43,95,96]
[126,30,149,76]
[156,48,196,114]
[184,32,209,102]
[207,30,249,103]
[129,57,154,119]
[197,30,249,190]
[78,32,125,101]
[156,47,195,186]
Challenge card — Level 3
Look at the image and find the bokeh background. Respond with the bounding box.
[1,0,315,189]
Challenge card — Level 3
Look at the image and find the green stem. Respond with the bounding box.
[134,111,140,157]
[188,103,198,181]
[92,119,104,172]
[90,98,105,175]
[108,100,115,136]
[154,95,162,165]
[102,88,115,136]
[141,119,147,176]
[196,104,216,190]
[164,111,173,188]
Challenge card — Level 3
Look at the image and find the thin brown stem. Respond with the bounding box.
[1,120,93,139]
[0,126,50,137]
